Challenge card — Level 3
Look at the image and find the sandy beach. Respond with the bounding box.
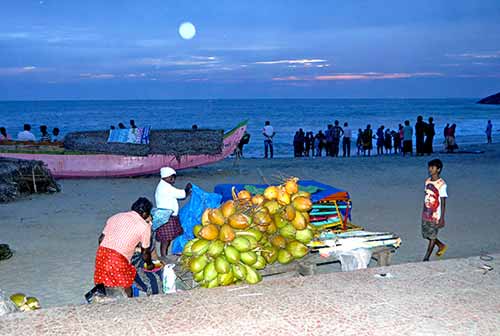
[1,143,500,308]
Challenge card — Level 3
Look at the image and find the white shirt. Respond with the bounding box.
[17,131,36,141]
[155,180,186,216]
[263,125,274,138]
[343,127,352,138]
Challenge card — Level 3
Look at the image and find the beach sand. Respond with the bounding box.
[1,143,499,308]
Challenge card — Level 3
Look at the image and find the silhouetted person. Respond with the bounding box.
[236,131,250,159]
[331,120,343,157]
[192,124,198,130]
[315,131,326,157]
[110,125,116,130]
[415,116,426,156]
[384,129,392,154]
[118,123,126,129]
[424,117,435,154]
[362,124,374,156]
[376,125,385,155]
[130,120,137,129]
[486,120,493,144]
[342,122,352,157]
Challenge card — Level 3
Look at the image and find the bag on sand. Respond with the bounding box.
[162,264,176,294]
[171,184,222,254]
[0,289,18,316]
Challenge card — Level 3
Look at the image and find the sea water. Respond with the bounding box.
[0,99,499,158]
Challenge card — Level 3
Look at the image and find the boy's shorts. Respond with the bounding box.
[421,220,439,240]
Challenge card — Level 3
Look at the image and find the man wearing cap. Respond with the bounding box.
[155,167,192,258]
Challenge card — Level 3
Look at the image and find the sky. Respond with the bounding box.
[0,0,499,100]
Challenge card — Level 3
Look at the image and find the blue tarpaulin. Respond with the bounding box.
[171,184,222,254]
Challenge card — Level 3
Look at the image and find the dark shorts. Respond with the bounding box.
[156,216,183,242]
[403,140,412,153]
[421,220,439,240]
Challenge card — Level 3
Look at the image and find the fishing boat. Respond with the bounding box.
[0,121,247,178]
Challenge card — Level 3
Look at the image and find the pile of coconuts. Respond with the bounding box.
[180,178,314,288]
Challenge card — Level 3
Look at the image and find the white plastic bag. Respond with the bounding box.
[0,289,18,316]
[336,248,372,272]
[162,264,177,294]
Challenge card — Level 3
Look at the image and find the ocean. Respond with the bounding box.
[1,99,499,157]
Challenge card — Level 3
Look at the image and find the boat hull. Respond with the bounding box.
[0,123,246,178]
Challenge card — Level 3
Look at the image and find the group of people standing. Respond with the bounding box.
[0,124,60,143]
[293,120,353,158]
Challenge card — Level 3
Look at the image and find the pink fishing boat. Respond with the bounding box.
[0,121,247,178]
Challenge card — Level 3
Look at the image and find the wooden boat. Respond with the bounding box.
[0,121,247,178]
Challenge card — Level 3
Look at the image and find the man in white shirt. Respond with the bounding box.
[262,121,275,159]
[154,167,192,258]
[17,124,36,141]
[342,122,352,157]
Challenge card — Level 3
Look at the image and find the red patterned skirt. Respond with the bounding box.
[94,246,136,288]
[156,215,183,242]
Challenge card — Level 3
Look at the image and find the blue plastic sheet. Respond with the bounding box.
[171,184,222,254]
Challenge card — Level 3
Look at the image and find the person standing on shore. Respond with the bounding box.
[342,122,352,157]
[421,159,448,261]
[424,117,435,155]
[94,197,154,297]
[398,124,404,153]
[154,167,192,258]
[392,130,400,155]
[384,128,392,154]
[325,124,333,156]
[403,120,413,156]
[486,120,493,144]
[314,130,325,157]
[376,125,385,155]
[415,116,426,156]
[262,121,275,159]
[362,124,374,156]
[356,129,363,156]
[331,120,343,157]
[52,128,60,142]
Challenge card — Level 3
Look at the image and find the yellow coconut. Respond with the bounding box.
[251,194,265,206]
[284,179,299,195]
[221,200,236,218]
[228,213,251,230]
[209,208,226,226]
[199,224,220,241]
[201,209,211,225]
[292,197,312,212]
[263,186,279,200]
[277,187,291,206]
[237,190,252,201]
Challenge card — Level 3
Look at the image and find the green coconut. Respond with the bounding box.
[218,272,235,286]
[207,240,225,257]
[215,256,231,274]
[232,263,247,280]
[240,251,258,265]
[287,241,309,259]
[203,261,218,282]
[231,237,251,252]
[252,255,267,270]
[191,239,211,256]
[224,245,241,264]
[10,293,27,307]
[295,228,314,244]
[190,255,208,273]
[244,265,262,284]
[277,249,294,264]
[279,224,296,240]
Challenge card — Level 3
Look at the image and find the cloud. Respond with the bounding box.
[255,59,327,65]
[137,56,220,67]
[272,72,444,81]
[0,66,39,75]
[80,73,115,79]
[447,52,500,59]
[125,73,147,78]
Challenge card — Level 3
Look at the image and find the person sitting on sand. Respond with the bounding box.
[421,159,448,261]
[154,167,192,258]
[17,124,36,141]
[94,197,154,297]
[39,125,51,142]
[52,128,60,142]
[0,127,11,141]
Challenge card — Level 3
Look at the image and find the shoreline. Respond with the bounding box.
[0,142,499,308]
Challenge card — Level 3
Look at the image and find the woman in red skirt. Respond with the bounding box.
[155,167,192,258]
[94,197,154,297]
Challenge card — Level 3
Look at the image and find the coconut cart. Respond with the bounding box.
[213,180,400,277]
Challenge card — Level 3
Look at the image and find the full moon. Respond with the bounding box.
[178,22,196,40]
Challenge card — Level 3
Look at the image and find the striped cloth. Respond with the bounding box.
[100,211,151,262]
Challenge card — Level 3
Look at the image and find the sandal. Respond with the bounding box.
[436,245,448,257]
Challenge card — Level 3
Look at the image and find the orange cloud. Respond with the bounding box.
[273,72,443,81]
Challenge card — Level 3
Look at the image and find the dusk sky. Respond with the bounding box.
[1,0,499,100]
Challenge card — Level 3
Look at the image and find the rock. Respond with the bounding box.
[477,92,500,105]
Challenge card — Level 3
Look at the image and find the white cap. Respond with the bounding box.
[160,167,176,178]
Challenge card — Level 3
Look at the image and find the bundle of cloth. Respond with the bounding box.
[107,127,150,144]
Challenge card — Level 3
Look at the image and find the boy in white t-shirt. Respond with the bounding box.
[421,159,448,261]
